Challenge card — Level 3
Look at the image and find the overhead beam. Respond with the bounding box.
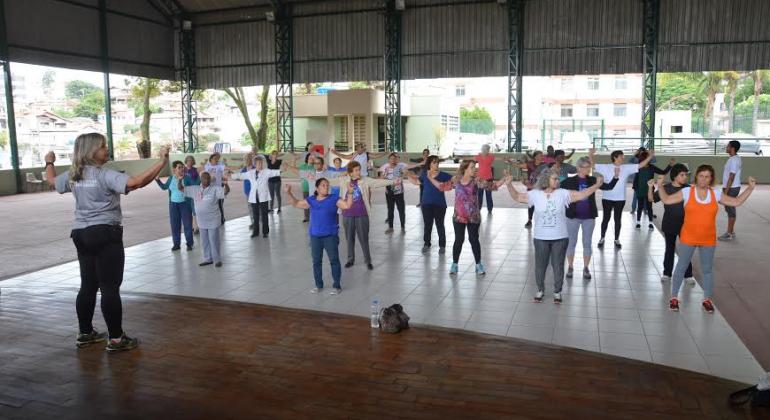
[507,0,524,153]
[384,0,402,152]
[98,0,114,159]
[641,0,660,149]
[274,0,294,152]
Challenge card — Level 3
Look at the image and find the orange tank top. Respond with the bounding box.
[680,187,718,247]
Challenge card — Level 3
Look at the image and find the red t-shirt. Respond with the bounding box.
[475,154,495,180]
[310,145,325,156]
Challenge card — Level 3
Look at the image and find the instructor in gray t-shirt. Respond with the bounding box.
[45,132,169,354]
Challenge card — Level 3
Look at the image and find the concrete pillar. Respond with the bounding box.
[326,115,334,150]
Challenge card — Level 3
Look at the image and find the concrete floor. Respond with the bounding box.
[1,182,767,384]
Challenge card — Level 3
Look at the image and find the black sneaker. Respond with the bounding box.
[438,247,446,254]
[199,261,213,267]
[76,329,107,348]
[262,233,268,238]
[583,267,592,280]
[171,246,181,251]
[186,245,193,251]
[344,262,354,268]
[277,209,281,213]
[106,334,138,353]
[367,263,374,270]
[635,223,641,229]
[421,245,430,254]
[614,240,622,249]
[648,223,654,230]
[566,267,573,278]
[524,221,532,229]
[597,238,605,248]
[215,262,222,267]
[268,209,274,213]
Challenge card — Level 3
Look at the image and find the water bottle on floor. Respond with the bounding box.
[371,300,380,328]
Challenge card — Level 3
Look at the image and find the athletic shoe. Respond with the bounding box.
[534,290,544,303]
[416,204,421,208]
[277,209,281,213]
[583,268,592,280]
[648,224,654,230]
[193,228,200,235]
[438,247,446,254]
[250,232,258,238]
[597,238,605,248]
[661,275,671,282]
[76,329,107,348]
[524,221,532,229]
[553,292,562,304]
[249,224,254,229]
[310,287,321,294]
[449,262,459,274]
[106,334,138,354]
[186,245,193,251]
[262,233,268,238]
[421,246,430,254]
[566,266,574,278]
[718,232,735,241]
[401,227,406,234]
[653,214,658,219]
[635,223,641,229]
[215,262,222,267]
[330,288,342,295]
[685,276,696,285]
[199,261,213,267]
[302,219,308,223]
[268,209,274,213]
[171,246,181,251]
[367,263,374,270]
[702,299,715,313]
[385,228,394,234]
[344,262,354,268]
[614,240,622,249]
[475,263,486,275]
[669,297,680,312]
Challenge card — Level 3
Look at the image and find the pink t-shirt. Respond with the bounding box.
[475,154,495,180]
[543,156,556,165]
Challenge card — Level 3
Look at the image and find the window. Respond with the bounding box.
[612,129,627,137]
[614,77,627,90]
[560,104,573,118]
[613,103,627,117]
[455,84,465,97]
[353,115,366,144]
[586,104,600,117]
[560,78,573,90]
[587,77,600,90]
[448,116,459,132]
[671,125,683,133]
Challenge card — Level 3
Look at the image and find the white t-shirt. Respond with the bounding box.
[185,185,226,229]
[595,163,638,201]
[681,187,722,207]
[528,189,571,240]
[204,162,226,187]
[353,153,369,177]
[722,155,742,188]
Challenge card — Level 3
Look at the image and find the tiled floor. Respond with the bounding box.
[1,204,764,384]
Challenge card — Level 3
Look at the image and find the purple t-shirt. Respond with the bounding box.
[342,179,367,217]
[574,176,592,219]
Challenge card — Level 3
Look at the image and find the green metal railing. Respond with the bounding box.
[591,137,769,155]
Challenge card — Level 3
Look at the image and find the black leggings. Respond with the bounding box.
[636,195,653,222]
[421,204,446,248]
[453,222,481,264]
[71,225,125,339]
[268,178,282,210]
[528,206,534,222]
[600,199,625,240]
[386,190,406,229]
[218,198,225,224]
[251,202,270,235]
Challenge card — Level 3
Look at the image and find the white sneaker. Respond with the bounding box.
[553,292,562,304]
[310,288,321,294]
[534,290,544,302]
[660,275,671,282]
[329,288,342,295]
[685,277,696,285]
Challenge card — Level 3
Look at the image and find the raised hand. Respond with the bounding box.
[647,179,655,188]
[595,173,605,186]
[158,146,170,161]
[748,176,757,188]
[656,175,665,187]
[44,151,56,164]
[588,148,596,156]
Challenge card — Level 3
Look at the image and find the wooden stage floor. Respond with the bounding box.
[0,289,764,419]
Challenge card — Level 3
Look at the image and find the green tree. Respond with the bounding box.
[460,106,494,134]
[64,80,104,121]
[656,73,706,112]
[294,83,320,95]
[65,80,101,99]
[751,70,770,134]
[223,86,272,151]
[128,78,161,158]
[0,131,7,150]
[42,70,55,96]
[198,132,220,152]
[723,71,744,132]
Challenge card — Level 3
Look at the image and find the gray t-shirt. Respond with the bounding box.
[55,166,130,229]
[184,185,225,229]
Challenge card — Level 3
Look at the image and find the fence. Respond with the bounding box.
[592,137,769,155]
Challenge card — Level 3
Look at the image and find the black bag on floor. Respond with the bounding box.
[728,373,770,408]
[379,304,410,334]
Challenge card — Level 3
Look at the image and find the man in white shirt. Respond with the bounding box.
[719,140,742,241]
[330,143,389,178]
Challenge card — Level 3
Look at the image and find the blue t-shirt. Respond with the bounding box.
[420,171,452,207]
[307,193,340,237]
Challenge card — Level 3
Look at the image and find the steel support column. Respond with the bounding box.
[384,0,402,152]
[0,0,20,193]
[641,0,660,149]
[180,19,198,153]
[274,1,294,152]
[507,0,524,152]
[98,0,114,159]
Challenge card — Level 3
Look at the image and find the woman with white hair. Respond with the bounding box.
[44,132,169,353]
[559,155,620,280]
[505,168,605,303]
[230,155,281,238]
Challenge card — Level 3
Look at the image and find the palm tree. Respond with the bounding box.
[723,71,744,132]
[699,72,724,136]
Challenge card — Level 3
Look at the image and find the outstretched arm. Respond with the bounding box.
[368,150,389,159]
[406,171,421,186]
[565,149,575,159]
[569,175,604,202]
[124,147,170,191]
[284,184,310,210]
[505,180,529,204]
[656,176,684,205]
[638,150,655,168]
[329,147,354,159]
[720,177,756,207]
